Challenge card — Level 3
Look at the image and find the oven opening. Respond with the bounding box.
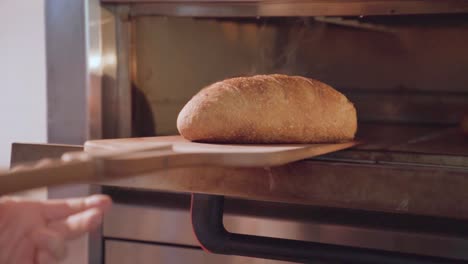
[119,14,468,168]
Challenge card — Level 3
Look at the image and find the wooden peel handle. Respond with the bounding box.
[0,157,97,196]
[0,144,175,196]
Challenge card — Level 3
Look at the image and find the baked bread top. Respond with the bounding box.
[177,74,357,143]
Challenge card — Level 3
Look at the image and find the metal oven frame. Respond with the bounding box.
[42,1,468,263]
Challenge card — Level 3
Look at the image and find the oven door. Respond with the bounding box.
[102,187,468,263]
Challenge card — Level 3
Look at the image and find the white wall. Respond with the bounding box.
[0,0,47,167]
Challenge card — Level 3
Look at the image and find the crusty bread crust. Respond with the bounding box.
[177,74,357,143]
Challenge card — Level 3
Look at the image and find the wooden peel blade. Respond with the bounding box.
[97,140,359,182]
[0,138,359,196]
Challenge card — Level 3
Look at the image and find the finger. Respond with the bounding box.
[31,228,67,260]
[48,208,105,239]
[42,194,112,220]
[36,250,59,264]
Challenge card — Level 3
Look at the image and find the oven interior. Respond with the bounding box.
[106,13,468,168]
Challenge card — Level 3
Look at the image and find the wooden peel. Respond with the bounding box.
[0,136,358,196]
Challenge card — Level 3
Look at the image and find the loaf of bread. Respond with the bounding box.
[177,74,357,143]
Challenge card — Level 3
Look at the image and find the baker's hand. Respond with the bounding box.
[0,194,112,264]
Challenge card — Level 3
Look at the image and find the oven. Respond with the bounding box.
[10,0,468,263]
